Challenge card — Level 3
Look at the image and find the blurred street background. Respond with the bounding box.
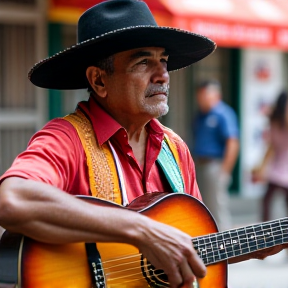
[1,0,288,287]
[228,194,288,288]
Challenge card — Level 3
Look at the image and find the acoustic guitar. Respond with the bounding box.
[0,192,287,288]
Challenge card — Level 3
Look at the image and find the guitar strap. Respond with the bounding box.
[157,138,184,193]
[63,109,123,205]
[63,108,185,202]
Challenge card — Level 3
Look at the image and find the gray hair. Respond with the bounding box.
[87,55,114,93]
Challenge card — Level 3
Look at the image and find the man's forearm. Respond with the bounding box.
[0,177,147,245]
[222,138,239,174]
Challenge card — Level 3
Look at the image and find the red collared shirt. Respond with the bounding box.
[0,97,201,203]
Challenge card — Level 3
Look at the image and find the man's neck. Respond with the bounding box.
[127,126,148,169]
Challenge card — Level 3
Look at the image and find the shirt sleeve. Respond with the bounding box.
[218,107,239,140]
[0,119,84,192]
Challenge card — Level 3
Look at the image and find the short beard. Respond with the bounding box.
[145,84,169,98]
[142,98,169,119]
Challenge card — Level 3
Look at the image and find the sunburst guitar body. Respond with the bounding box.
[1,192,287,288]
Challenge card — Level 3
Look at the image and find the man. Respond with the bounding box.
[193,80,239,231]
[0,1,285,288]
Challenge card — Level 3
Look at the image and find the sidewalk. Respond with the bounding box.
[228,194,288,288]
[228,250,288,288]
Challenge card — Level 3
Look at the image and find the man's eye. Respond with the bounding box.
[161,58,168,63]
[138,59,148,65]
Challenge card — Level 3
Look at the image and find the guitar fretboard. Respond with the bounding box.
[192,218,288,265]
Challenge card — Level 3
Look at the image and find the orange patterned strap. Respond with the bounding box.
[63,109,122,205]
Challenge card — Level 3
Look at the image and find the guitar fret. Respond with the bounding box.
[208,234,217,263]
[283,221,288,243]
[236,227,246,254]
[281,221,288,243]
[255,224,266,250]
[194,237,206,262]
[224,230,236,259]
[192,217,288,266]
[265,222,276,247]
[266,220,281,247]
[203,234,214,264]
[274,220,285,245]
[246,226,256,253]
[216,232,228,261]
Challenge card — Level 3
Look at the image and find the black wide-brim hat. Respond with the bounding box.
[29,0,216,90]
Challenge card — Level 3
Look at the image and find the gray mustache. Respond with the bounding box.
[145,85,169,98]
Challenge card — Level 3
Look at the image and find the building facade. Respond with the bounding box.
[0,0,288,197]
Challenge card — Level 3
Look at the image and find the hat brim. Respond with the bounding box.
[29,26,216,90]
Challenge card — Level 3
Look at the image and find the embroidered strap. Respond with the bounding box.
[63,109,185,203]
[63,110,122,204]
[157,137,184,193]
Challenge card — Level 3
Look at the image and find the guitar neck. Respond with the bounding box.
[193,217,288,265]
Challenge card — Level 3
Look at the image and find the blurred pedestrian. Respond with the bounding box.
[192,79,239,231]
[252,91,288,222]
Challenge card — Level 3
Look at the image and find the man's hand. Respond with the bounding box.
[136,219,206,288]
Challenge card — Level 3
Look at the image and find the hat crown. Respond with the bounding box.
[78,0,158,43]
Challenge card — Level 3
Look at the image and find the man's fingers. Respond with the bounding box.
[179,260,195,287]
[188,250,207,278]
[167,252,205,288]
[166,264,183,288]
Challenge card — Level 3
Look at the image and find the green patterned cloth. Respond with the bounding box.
[157,139,184,193]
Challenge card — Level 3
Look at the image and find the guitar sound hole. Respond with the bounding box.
[140,256,200,288]
[141,257,169,287]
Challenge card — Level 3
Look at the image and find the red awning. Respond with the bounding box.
[49,0,173,26]
[161,0,288,50]
[49,0,288,50]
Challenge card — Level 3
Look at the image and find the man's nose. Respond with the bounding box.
[151,63,169,84]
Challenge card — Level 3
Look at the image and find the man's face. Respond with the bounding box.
[196,86,220,113]
[103,47,170,123]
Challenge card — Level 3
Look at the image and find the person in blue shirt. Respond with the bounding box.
[193,79,239,231]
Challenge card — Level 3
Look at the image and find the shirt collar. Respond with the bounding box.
[77,96,164,145]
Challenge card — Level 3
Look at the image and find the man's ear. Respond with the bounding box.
[86,66,107,98]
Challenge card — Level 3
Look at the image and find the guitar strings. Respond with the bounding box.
[105,263,168,284]
[105,259,143,270]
